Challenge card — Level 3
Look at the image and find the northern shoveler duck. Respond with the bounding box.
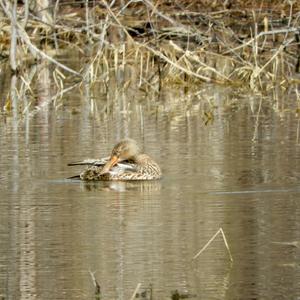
[68,139,162,181]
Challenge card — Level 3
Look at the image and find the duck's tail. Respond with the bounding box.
[68,158,108,166]
[67,175,81,180]
[68,161,93,166]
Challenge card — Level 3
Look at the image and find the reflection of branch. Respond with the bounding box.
[24,81,80,121]
[252,97,262,141]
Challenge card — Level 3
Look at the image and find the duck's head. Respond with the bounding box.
[99,139,140,174]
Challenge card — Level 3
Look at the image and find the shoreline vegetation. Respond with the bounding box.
[0,0,300,114]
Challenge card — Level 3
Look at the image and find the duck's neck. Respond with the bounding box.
[131,153,150,165]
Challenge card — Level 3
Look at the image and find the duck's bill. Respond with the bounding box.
[99,155,119,175]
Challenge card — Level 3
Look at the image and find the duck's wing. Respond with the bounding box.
[67,157,110,166]
[109,162,138,175]
[67,158,109,180]
[67,159,139,180]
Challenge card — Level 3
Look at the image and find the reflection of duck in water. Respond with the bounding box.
[68,139,162,181]
[78,180,162,193]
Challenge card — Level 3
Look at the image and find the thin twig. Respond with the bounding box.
[169,40,232,82]
[140,43,214,82]
[193,228,233,262]
[224,27,300,55]
[89,270,101,298]
[7,0,18,71]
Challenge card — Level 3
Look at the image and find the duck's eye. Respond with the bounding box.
[112,149,120,157]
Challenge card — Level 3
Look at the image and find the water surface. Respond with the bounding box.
[1,80,300,300]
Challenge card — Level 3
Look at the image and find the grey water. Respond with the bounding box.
[1,73,300,300]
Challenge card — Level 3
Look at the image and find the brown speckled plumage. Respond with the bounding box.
[68,139,162,181]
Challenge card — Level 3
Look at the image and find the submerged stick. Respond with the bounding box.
[129,283,141,300]
[89,270,101,299]
[193,228,233,262]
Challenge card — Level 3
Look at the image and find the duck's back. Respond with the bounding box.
[80,154,161,181]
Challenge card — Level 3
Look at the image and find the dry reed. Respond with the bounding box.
[0,0,299,114]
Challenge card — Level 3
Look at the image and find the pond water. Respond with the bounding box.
[1,74,300,300]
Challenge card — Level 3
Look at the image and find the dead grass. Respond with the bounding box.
[0,0,299,114]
